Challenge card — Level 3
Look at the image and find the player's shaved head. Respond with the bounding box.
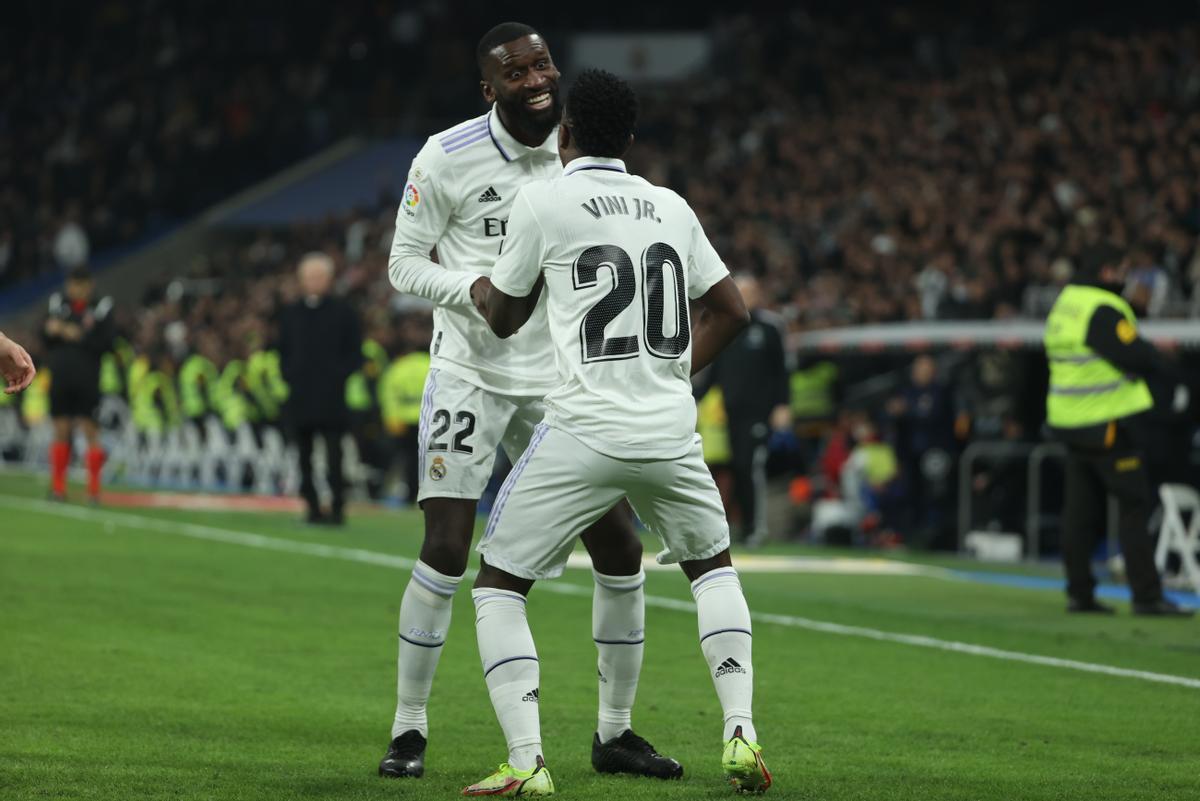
[298,252,335,298]
[476,22,561,148]
[476,22,540,72]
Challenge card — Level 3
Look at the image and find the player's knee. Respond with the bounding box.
[474,558,533,595]
[587,534,643,576]
[680,549,733,582]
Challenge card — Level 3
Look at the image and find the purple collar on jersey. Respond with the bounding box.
[487,106,558,163]
[563,157,628,176]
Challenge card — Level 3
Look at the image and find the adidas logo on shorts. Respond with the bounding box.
[478,186,502,202]
[522,687,540,702]
[714,657,746,678]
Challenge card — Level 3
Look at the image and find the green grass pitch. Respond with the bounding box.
[2,470,1199,800]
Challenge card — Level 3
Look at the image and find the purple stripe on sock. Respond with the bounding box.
[472,593,527,605]
[593,637,645,645]
[692,567,738,591]
[483,654,538,677]
[699,627,752,643]
[399,632,445,648]
[412,570,457,598]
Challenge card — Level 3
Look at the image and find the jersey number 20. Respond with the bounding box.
[573,242,690,363]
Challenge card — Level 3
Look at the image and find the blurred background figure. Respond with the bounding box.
[42,267,113,502]
[695,274,790,545]
[1043,252,1194,616]
[278,253,361,525]
[885,355,962,549]
[379,314,432,505]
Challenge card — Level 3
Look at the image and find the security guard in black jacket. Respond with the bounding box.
[695,275,790,544]
[1043,259,1193,617]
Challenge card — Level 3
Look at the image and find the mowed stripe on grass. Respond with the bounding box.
[3,493,1198,691]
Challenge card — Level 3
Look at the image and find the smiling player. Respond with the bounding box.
[380,23,680,782]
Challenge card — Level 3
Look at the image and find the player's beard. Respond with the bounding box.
[496,88,562,144]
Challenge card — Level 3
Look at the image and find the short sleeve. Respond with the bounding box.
[686,208,729,299]
[489,188,547,297]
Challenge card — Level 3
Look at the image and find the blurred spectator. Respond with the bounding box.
[278,253,362,525]
[42,268,114,502]
[886,355,961,548]
[695,275,790,544]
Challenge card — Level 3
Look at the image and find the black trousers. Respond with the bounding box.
[296,424,345,516]
[1060,422,1162,604]
[728,416,769,541]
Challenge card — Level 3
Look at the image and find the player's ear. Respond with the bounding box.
[480,79,495,104]
[620,133,634,158]
[558,124,571,152]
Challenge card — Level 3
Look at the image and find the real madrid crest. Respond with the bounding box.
[430,455,447,481]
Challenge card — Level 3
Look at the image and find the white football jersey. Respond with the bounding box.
[388,106,561,397]
[490,156,730,459]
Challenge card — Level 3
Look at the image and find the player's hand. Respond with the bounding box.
[470,276,493,319]
[0,334,36,394]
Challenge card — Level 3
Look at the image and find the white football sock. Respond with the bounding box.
[473,588,542,771]
[391,560,462,739]
[592,568,646,743]
[691,567,756,742]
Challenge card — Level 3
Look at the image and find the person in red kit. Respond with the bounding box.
[42,267,115,502]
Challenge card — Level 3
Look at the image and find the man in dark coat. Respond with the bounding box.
[278,253,362,525]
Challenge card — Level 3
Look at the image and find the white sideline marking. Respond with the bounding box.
[4,494,1199,691]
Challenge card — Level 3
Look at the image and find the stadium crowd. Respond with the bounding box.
[3,5,1200,547]
[631,12,1200,326]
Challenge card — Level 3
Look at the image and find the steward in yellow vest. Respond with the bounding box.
[1042,276,1191,617]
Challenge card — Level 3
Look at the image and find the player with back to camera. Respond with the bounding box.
[380,22,681,782]
[464,69,772,796]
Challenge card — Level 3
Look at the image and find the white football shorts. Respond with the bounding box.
[416,368,546,503]
[478,423,731,579]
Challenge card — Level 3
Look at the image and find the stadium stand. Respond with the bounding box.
[1,3,1198,553]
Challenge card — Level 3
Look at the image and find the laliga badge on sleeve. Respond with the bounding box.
[402,183,421,219]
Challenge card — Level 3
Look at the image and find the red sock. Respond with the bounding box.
[86,446,106,499]
[50,442,70,495]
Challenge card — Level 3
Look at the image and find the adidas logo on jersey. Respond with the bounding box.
[715,658,746,678]
[522,688,540,702]
[478,186,502,202]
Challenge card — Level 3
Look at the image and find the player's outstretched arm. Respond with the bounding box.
[484,275,545,339]
[0,332,36,394]
[691,276,749,375]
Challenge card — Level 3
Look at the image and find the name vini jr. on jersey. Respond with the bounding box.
[581,196,661,223]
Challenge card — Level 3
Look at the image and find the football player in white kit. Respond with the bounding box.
[464,70,771,796]
[379,23,680,783]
